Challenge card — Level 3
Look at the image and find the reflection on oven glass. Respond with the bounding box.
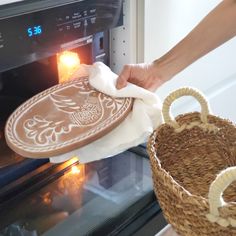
[0,163,87,235]
[0,152,152,235]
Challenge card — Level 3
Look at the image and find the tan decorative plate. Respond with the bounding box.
[5,77,133,158]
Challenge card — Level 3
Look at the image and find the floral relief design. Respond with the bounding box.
[24,116,76,145]
[99,93,125,115]
[23,79,125,146]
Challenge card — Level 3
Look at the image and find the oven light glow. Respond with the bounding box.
[59,51,80,68]
[57,51,80,83]
[69,164,85,181]
[67,157,79,165]
[71,166,81,174]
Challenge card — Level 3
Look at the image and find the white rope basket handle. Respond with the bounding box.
[206,166,236,227]
[162,87,215,132]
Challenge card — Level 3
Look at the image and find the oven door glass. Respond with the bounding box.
[0,150,157,236]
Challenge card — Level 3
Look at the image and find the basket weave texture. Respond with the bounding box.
[147,87,236,236]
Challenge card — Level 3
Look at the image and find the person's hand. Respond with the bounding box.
[116,62,169,92]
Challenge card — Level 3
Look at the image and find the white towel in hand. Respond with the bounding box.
[50,62,162,164]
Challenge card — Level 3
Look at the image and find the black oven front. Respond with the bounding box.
[0,1,165,235]
[0,0,115,187]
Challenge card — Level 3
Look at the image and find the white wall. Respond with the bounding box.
[142,0,236,121]
[143,0,221,60]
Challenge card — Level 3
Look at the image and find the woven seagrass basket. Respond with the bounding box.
[147,87,236,236]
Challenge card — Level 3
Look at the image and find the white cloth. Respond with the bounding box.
[50,62,162,164]
[155,225,179,236]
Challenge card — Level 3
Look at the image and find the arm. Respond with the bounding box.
[116,0,236,91]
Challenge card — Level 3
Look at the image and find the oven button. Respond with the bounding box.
[0,33,4,49]
[84,19,88,27]
[91,17,96,24]
[56,17,63,22]
[73,21,81,29]
[72,12,82,19]
[66,25,71,30]
[89,8,96,14]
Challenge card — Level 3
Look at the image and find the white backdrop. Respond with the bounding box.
[142,0,236,121]
[111,0,236,122]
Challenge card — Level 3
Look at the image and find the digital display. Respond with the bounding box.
[27,25,42,37]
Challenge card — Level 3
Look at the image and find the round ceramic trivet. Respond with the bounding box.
[5,76,133,158]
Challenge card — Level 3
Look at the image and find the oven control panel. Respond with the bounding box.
[0,0,123,72]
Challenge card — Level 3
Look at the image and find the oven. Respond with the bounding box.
[0,1,166,235]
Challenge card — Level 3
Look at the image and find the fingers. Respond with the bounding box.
[116,65,131,89]
[116,63,164,91]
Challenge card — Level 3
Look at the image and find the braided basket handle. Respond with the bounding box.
[162,87,211,129]
[206,166,236,227]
